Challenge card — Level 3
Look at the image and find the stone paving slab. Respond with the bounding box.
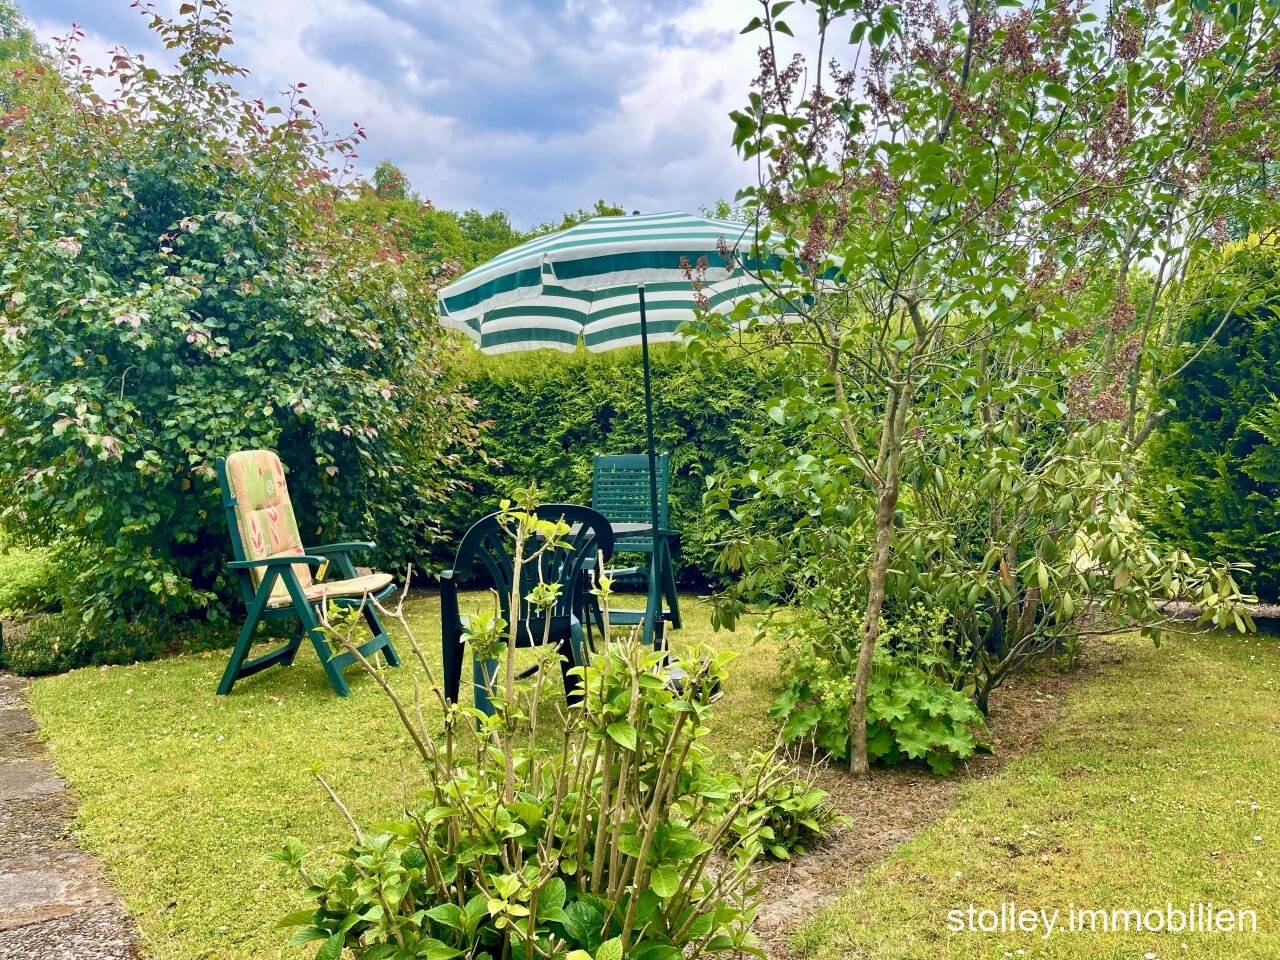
[0,672,142,958]
[0,710,36,737]
[0,794,73,856]
[0,731,45,763]
[0,759,64,803]
[0,906,141,960]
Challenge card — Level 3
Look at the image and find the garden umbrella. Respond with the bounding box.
[437,211,775,576]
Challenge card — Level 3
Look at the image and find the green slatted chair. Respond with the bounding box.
[592,453,669,583]
[590,453,681,641]
[216,450,400,697]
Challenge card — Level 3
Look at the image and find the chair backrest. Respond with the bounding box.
[592,454,669,546]
[217,451,313,607]
[451,504,614,626]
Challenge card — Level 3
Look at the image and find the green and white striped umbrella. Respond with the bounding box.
[437,211,774,354]
[436,211,781,648]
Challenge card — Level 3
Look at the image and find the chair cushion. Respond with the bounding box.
[225,450,312,606]
[269,572,394,609]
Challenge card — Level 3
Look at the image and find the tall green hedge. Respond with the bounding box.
[1147,239,1280,601]
[438,347,778,584]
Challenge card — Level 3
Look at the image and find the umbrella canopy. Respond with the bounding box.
[437,211,772,355]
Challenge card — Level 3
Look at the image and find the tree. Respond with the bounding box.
[706,0,1276,776]
[525,199,627,238]
[371,159,412,200]
[0,0,52,128]
[1148,234,1280,600]
[0,3,477,626]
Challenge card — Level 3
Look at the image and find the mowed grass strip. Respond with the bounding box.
[27,591,779,960]
[791,630,1280,960]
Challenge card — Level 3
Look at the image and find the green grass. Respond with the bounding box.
[0,542,58,620]
[28,591,781,960]
[29,601,1280,960]
[792,629,1280,959]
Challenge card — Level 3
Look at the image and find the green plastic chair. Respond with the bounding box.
[591,453,670,584]
[441,504,613,716]
[215,450,400,697]
[590,454,681,640]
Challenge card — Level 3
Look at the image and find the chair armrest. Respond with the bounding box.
[228,555,325,570]
[309,541,376,556]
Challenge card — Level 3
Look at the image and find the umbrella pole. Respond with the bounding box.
[637,284,662,650]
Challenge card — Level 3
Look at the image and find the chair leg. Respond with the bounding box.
[661,538,682,630]
[217,599,267,696]
[361,604,401,667]
[295,600,350,697]
[442,623,464,705]
[582,591,601,651]
[281,621,305,667]
[563,620,588,706]
[473,654,499,717]
[644,555,664,649]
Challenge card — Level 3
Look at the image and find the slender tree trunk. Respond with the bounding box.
[847,473,901,778]
[848,382,909,778]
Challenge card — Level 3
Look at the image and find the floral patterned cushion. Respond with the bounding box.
[269,572,394,609]
[225,450,312,607]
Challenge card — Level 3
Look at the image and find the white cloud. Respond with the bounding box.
[30,0,814,227]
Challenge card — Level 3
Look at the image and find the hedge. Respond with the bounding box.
[1147,239,1280,601]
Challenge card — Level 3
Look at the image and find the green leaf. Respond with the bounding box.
[596,937,624,960]
[287,926,330,947]
[275,909,317,929]
[315,932,345,960]
[606,720,637,750]
[650,865,681,898]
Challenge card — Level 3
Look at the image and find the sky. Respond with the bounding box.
[28,0,782,229]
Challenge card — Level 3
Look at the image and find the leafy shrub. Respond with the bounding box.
[439,346,778,585]
[0,608,242,676]
[2,612,161,675]
[770,602,986,775]
[0,4,475,629]
[276,500,782,959]
[726,763,843,860]
[1148,238,1280,601]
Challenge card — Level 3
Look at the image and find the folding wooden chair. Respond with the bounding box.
[215,450,400,696]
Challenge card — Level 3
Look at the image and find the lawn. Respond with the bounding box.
[791,629,1280,959]
[26,590,782,960]
[27,598,1280,960]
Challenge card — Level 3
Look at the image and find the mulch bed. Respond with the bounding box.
[750,641,1125,959]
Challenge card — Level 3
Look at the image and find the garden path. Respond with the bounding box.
[0,671,142,959]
